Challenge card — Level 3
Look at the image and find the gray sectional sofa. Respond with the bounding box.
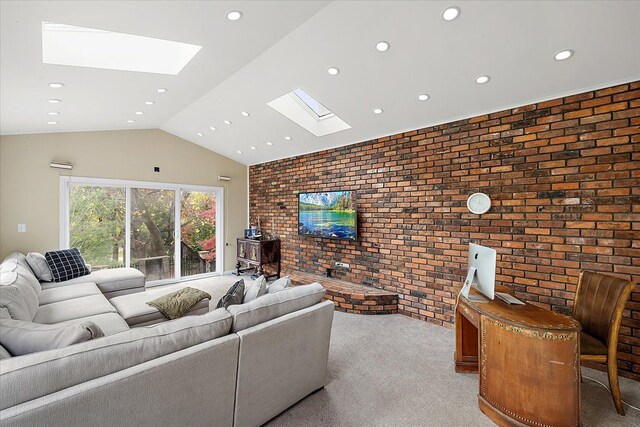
[0,252,334,427]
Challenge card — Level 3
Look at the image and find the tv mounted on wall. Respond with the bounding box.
[298,191,357,241]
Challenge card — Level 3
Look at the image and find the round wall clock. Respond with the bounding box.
[467,192,491,214]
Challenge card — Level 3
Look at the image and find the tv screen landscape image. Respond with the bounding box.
[298,191,357,240]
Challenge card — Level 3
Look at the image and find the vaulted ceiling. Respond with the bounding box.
[2,1,639,165]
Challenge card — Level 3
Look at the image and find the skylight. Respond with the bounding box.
[268,88,350,137]
[42,22,202,75]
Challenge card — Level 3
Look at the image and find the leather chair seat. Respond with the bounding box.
[580,331,607,356]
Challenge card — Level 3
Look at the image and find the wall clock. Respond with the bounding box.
[467,192,491,214]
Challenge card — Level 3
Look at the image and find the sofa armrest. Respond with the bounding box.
[234,300,334,427]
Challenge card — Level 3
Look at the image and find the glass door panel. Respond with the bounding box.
[130,188,175,281]
[69,185,126,270]
[180,191,217,277]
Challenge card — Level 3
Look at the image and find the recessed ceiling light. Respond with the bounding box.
[135,111,144,115]
[327,67,340,75]
[127,120,135,123]
[236,150,242,154]
[284,136,292,141]
[443,6,460,21]
[145,101,155,105]
[475,75,490,84]
[373,108,383,114]
[157,88,167,93]
[554,49,574,61]
[48,99,61,104]
[197,132,204,137]
[417,94,430,101]
[224,120,231,125]
[376,41,390,52]
[48,111,59,116]
[48,82,64,88]
[241,111,249,117]
[210,126,217,131]
[47,121,57,125]
[227,11,243,21]
[250,146,256,150]
[266,141,273,146]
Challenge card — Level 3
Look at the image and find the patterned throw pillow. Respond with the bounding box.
[45,248,91,283]
[216,279,245,309]
[147,287,211,320]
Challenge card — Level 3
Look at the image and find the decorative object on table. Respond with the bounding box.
[466,192,492,214]
[216,279,245,309]
[236,237,281,279]
[147,287,211,320]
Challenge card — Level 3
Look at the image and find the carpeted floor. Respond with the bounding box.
[267,311,640,427]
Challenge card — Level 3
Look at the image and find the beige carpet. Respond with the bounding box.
[267,311,640,427]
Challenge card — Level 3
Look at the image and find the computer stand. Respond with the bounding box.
[460,267,490,302]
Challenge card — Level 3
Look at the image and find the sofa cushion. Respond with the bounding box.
[147,287,211,320]
[55,312,130,336]
[0,318,103,356]
[38,282,102,306]
[0,308,232,410]
[45,248,91,282]
[227,282,325,332]
[1,259,42,296]
[216,279,245,309]
[0,343,10,359]
[2,252,34,275]
[110,287,210,327]
[33,294,117,324]
[267,276,291,294]
[42,267,145,295]
[244,275,267,303]
[25,252,53,282]
[0,270,39,320]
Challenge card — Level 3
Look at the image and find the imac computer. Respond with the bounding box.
[461,243,496,302]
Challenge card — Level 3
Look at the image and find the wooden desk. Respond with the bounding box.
[455,287,581,427]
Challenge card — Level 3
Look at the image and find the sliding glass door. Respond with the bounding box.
[61,177,223,283]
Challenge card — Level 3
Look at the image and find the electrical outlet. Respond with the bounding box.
[17,224,26,233]
[335,262,350,269]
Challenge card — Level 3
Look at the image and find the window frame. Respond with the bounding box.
[59,176,224,285]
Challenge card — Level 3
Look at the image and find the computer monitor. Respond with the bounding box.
[461,243,496,302]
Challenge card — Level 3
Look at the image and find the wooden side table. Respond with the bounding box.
[235,238,281,279]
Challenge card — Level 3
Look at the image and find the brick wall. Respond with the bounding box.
[249,81,640,380]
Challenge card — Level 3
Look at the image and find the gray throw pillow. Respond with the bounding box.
[0,318,104,356]
[243,275,267,303]
[26,252,53,282]
[216,279,245,309]
[147,287,211,320]
[267,276,292,294]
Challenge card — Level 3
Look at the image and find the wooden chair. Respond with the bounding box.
[572,270,636,415]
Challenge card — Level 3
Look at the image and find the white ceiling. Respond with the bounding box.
[2,1,640,166]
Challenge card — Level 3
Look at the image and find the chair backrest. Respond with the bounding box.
[572,271,635,346]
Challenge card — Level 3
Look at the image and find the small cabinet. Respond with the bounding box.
[236,238,281,279]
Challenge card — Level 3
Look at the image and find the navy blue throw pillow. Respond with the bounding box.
[45,248,90,283]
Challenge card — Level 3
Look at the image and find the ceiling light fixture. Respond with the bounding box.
[197,132,204,137]
[554,49,574,61]
[227,11,243,21]
[327,67,340,76]
[157,88,167,93]
[145,101,155,105]
[250,146,256,150]
[284,136,292,141]
[128,120,135,123]
[210,126,217,131]
[266,141,273,146]
[241,111,249,117]
[376,41,390,52]
[224,120,231,125]
[135,111,144,115]
[418,94,430,101]
[48,82,64,88]
[443,6,460,21]
[236,150,242,154]
[48,99,61,104]
[373,108,383,114]
[48,111,59,116]
[475,75,490,84]
[47,121,57,125]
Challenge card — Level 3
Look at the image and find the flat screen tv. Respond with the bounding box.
[298,191,357,240]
